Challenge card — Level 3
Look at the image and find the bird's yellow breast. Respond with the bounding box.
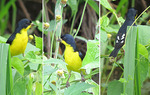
[10,28,28,56]
[64,46,82,72]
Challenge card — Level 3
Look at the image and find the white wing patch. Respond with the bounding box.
[117,36,120,40]
[116,40,119,43]
[120,40,124,43]
[121,34,125,40]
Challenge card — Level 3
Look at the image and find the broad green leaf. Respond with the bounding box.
[107,80,123,95]
[0,36,7,43]
[14,77,26,95]
[44,58,67,65]
[80,92,92,95]
[138,58,149,86]
[35,82,42,95]
[124,26,137,94]
[25,51,42,63]
[11,57,24,76]
[43,65,56,75]
[67,0,78,16]
[82,40,99,67]
[100,0,114,12]
[138,25,150,45]
[34,35,43,50]
[100,15,109,27]
[100,29,107,42]
[87,80,99,95]
[138,44,148,59]
[87,0,99,15]
[27,73,33,95]
[64,82,94,95]
[25,43,40,54]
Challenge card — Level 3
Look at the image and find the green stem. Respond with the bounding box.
[131,0,135,7]
[55,5,63,59]
[102,62,116,95]
[12,3,16,33]
[74,0,88,38]
[70,12,77,35]
[50,24,56,58]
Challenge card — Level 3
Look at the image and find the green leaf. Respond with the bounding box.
[100,15,109,27]
[87,0,99,15]
[100,0,114,12]
[0,0,16,20]
[64,82,94,95]
[11,57,24,76]
[34,35,43,50]
[35,82,42,95]
[124,26,137,94]
[0,36,7,43]
[107,80,123,95]
[138,58,149,86]
[0,43,12,95]
[44,58,67,65]
[82,40,99,68]
[100,29,107,42]
[25,51,42,64]
[87,80,99,95]
[14,77,26,95]
[25,43,40,54]
[27,74,33,95]
[138,44,148,59]
[43,65,56,75]
[138,25,150,45]
[67,0,78,16]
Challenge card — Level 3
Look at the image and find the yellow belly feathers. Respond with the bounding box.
[64,46,82,72]
[10,29,28,56]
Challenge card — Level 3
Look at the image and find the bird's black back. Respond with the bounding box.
[6,19,31,45]
[61,34,84,60]
[114,8,137,49]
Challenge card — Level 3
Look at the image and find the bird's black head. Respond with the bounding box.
[61,34,77,50]
[17,18,32,29]
[126,8,137,20]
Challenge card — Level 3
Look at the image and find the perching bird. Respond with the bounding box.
[109,8,137,57]
[6,18,33,56]
[58,34,84,87]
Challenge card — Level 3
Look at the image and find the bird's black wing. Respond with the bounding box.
[6,33,17,45]
[79,51,84,60]
[6,26,21,45]
[74,47,84,60]
[114,32,126,49]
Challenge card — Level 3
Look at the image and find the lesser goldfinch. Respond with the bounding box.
[109,8,137,57]
[6,18,33,56]
[58,34,84,87]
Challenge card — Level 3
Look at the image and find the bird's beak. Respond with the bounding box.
[31,23,35,26]
[57,38,62,42]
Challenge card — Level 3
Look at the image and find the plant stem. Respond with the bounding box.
[102,62,116,95]
[74,0,88,38]
[70,12,77,35]
[131,0,135,8]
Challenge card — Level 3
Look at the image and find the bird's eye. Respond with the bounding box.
[26,22,30,25]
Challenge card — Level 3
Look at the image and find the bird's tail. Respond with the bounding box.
[109,48,120,57]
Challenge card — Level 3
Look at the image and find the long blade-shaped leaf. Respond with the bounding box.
[124,26,137,95]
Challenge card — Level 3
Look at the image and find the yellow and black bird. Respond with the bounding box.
[109,8,137,57]
[58,34,84,87]
[6,18,33,56]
